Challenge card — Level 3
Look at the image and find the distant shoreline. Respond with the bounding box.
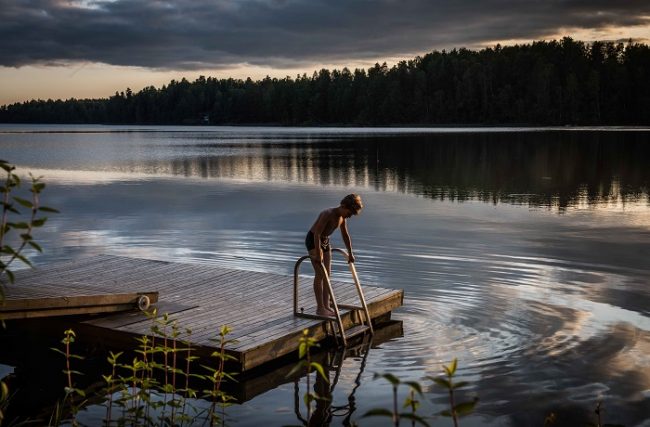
[2,39,649,126]
[1,123,650,133]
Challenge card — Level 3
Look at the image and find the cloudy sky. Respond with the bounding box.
[1,0,649,105]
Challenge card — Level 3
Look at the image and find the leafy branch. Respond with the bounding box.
[0,159,58,293]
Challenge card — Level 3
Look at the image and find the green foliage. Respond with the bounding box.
[99,312,238,426]
[287,329,330,424]
[2,39,650,126]
[41,312,239,427]
[429,359,478,427]
[203,324,238,427]
[363,373,428,427]
[0,159,58,296]
[50,329,86,427]
[0,161,56,426]
[0,379,9,426]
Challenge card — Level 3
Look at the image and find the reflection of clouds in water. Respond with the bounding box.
[17,168,163,185]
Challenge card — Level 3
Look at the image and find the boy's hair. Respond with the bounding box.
[341,194,363,214]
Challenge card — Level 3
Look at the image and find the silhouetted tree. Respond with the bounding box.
[1,39,648,125]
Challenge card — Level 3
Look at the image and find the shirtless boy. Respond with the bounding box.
[305,194,363,316]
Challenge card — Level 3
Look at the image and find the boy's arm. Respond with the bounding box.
[340,219,354,263]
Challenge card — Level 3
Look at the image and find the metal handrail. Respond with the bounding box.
[293,248,374,347]
[294,254,347,345]
[331,248,374,335]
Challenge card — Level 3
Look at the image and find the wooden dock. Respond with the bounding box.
[1,281,158,320]
[6,255,403,371]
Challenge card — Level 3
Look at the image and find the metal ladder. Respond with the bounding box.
[293,336,372,425]
[293,248,374,347]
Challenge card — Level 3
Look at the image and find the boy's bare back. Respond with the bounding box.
[310,207,346,237]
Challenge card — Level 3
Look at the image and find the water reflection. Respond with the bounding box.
[1,126,649,425]
[1,127,648,210]
[136,131,650,210]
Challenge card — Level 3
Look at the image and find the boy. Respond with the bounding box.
[305,194,363,316]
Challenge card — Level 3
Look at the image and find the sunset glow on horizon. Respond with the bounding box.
[1,0,649,105]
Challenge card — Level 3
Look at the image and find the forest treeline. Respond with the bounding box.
[1,38,649,125]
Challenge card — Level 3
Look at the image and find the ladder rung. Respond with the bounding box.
[295,312,338,321]
[344,324,371,339]
[338,304,364,310]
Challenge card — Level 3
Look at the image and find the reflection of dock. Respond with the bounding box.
[7,255,403,371]
[236,320,403,403]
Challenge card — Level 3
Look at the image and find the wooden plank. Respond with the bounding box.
[2,291,158,311]
[1,303,144,320]
[14,256,130,283]
[83,301,197,329]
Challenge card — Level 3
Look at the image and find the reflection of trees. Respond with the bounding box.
[136,132,649,210]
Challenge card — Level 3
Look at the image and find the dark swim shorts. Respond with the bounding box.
[305,231,330,252]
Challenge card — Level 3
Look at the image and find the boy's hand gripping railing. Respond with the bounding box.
[293,248,374,347]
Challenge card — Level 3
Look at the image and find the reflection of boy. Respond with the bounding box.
[305,194,363,316]
[310,361,331,426]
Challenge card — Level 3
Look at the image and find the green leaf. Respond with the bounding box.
[454,398,479,416]
[31,182,46,192]
[298,340,307,359]
[31,218,47,227]
[12,197,33,209]
[439,409,452,417]
[285,360,306,378]
[1,380,8,400]
[304,391,315,407]
[219,324,232,336]
[8,222,29,229]
[449,358,458,375]
[443,358,458,377]
[399,413,430,427]
[38,206,59,213]
[14,252,32,267]
[452,381,469,389]
[27,241,43,252]
[404,381,423,395]
[432,377,451,389]
[5,269,15,284]
[310,362,329,383]
[50,347,66,356]
[375,372,400,386]
[362,408,394,418]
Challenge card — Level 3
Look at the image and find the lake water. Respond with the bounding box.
[1,125,649,426]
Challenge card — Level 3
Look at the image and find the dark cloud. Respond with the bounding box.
[1,0,649,70]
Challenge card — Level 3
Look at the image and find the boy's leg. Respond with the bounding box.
[322,247,333,310]
[309,249,334,316]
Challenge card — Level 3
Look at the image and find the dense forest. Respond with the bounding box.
[1,38,649,125]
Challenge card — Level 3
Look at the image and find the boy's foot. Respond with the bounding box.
[316,307,335,317]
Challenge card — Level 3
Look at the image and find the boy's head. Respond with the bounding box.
[340,194,363,217]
